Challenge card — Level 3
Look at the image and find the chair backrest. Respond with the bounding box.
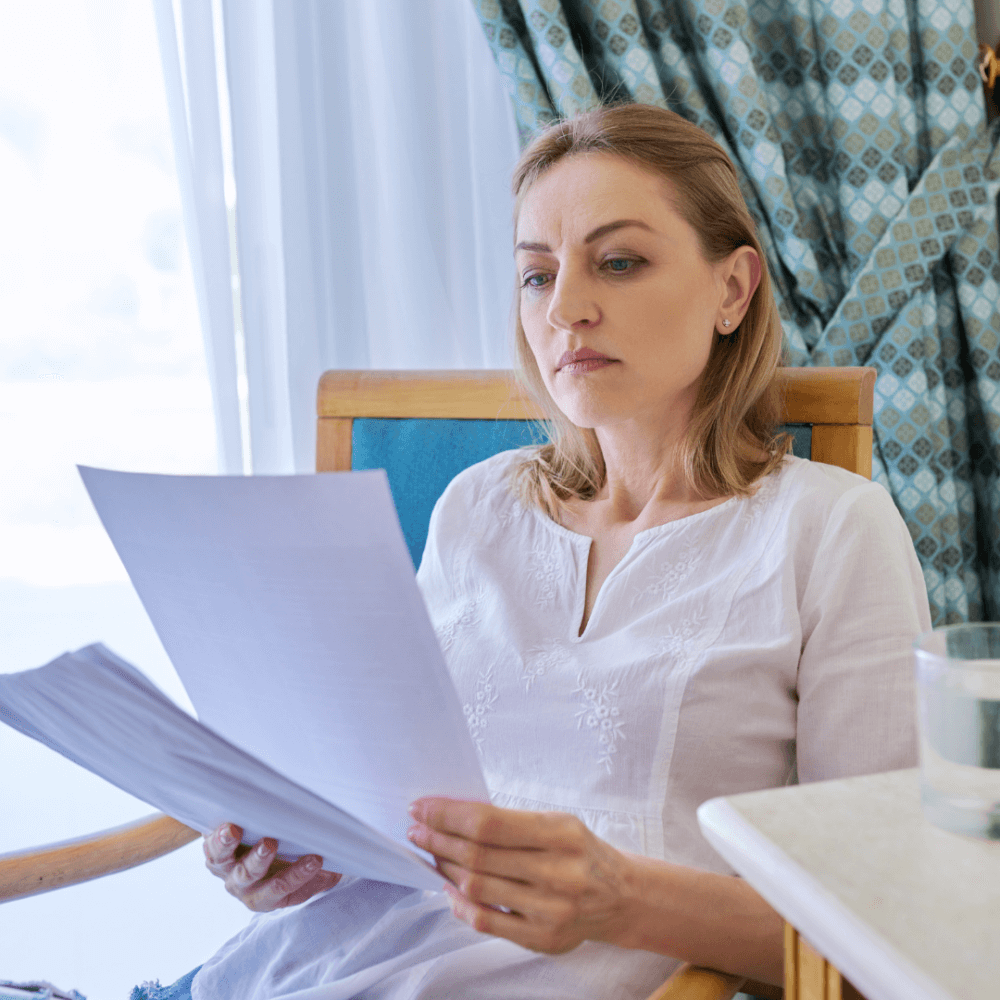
[316,367,876,568]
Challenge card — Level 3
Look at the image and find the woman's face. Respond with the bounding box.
[515,152,740,436]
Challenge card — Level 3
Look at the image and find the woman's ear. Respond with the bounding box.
[718,246,761,332]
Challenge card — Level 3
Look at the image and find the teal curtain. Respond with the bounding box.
[470,0,1000,626]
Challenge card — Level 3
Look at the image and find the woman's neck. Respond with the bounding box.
[590,422,714,527]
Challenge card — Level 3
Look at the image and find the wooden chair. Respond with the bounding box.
[0,366,876,1000]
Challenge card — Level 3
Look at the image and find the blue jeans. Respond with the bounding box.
[128,967,775,999]
[128,967,200,1000]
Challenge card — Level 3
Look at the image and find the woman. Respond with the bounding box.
[185,104,929,1000]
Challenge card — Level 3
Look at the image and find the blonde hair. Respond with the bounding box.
[508,104,788,518]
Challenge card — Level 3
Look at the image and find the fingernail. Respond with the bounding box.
[408,803,418,817]
[257,841,271,857]
[303,856,320,871]
[219,825,236,844]
[406,825,418,841]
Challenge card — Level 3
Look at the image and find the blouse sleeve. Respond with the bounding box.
[795,481,932,784]
[415,482,454,610]
[414,459,483,607]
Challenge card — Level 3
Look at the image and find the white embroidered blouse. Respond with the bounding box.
[193,452,931,1000]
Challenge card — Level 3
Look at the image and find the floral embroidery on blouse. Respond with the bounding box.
[527,541,562,608]
[574,674,625,773]
[493,495,526,530]
[632,542,702,608]
[521,638,569,692]
[463,666,498,751]
[436,588,486,655]
[656,612,707,659]
[740,471,780,527]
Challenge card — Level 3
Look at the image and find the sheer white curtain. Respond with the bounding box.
[156,0,521,475]
[153,0,243,473]
[0,3,251,995]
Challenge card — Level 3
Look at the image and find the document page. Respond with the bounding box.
[0,644,444,890]
[78,466,488,849]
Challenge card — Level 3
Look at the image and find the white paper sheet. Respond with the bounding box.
[0,644,444,889]
[76,466,488,849]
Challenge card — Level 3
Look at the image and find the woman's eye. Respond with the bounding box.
[521,272,552,289]
[603,257,638,273]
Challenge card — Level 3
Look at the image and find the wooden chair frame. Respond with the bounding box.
[0,367,875,1000]
[314,367,874,478]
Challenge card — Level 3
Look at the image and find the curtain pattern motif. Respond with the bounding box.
[470,0,1000,625]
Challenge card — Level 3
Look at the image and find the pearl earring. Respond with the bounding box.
[722,319,731,328]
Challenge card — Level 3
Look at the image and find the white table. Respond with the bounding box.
[698,769,1000,1000]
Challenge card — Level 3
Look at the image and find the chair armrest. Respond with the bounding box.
[644,964,747,1000]
[0,813,199,903]
[738,983,782,1000]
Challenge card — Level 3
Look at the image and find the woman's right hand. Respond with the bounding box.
[203,823,343,911]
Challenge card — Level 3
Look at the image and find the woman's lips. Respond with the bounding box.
[557,349,616,373]
[561,357,615,373]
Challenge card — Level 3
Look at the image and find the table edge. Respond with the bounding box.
[697,795,951,1000]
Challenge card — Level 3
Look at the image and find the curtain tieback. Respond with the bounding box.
[979,42,999,89]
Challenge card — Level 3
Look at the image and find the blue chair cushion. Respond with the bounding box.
[352,418,811,569]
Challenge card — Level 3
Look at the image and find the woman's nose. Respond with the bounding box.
[546,272,600,330]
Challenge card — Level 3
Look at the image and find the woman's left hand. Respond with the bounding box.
[407,797,635,954]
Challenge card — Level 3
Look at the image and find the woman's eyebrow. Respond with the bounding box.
[584,218,654,243]
[514,218,655,254]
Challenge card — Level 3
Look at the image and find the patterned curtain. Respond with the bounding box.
[469,0,1000,626]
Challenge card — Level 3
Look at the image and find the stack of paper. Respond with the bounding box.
[0,468,488,890]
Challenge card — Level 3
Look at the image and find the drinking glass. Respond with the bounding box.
[915,624,1000,839]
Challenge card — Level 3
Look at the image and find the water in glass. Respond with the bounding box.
[915,624,1000,839]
